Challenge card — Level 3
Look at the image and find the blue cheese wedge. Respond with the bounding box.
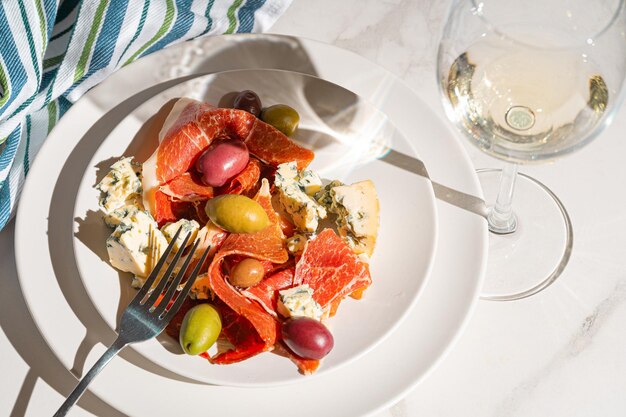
[314,180,344,207]
[298,168,323,196]
[277,284,323,320]
[96,157,142,213]
[274,161,299,188]
[106,210,167,277]
[161,219,200,252]
[103,195,144,228]
[328,180,380,257]
[275,162,327,233]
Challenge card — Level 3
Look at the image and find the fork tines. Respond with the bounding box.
[131,225,211,320]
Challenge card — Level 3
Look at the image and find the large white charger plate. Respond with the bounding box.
[73,68,439,386]
[15,34,487,416]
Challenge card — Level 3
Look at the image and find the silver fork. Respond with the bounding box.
[54,227,211,416]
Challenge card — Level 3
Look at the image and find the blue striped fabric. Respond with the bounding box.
[0,0,292,230]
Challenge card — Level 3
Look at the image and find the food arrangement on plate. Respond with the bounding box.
[95,90,380,374]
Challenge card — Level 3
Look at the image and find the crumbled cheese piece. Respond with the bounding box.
[106,210,168,277]
[358,253,371,264]
[327,180,380,257]
[314,180,344,207]
[285,234,307,256]
[161,219,200,252]
[131,275,147,289]
[274,162,327,233]
[103,195,144,228]
[275,162,299,185]
[277,284,323,320]
[189,273,211,300]
[298,168,323,196]
[96,157,142,212]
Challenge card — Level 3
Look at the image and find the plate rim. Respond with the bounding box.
[14,33,487,417]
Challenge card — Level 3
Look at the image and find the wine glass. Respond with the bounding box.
[437,0,626,300]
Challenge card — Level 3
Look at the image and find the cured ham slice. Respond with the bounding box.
[294,228,371,309]
[243,121,314,170]
[273,341,320,375]
[142,98,314,219]
[153,190,201,227]
[208,300,269,364]
[220,157,262,196]
[160,172,214,202]
[214,179,288,265]
[157,102,256,184]
[242,267,295,317]
[205,179,289,362]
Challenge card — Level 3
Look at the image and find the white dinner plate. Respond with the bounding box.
[15,34,487,416]
[72,69,439,386]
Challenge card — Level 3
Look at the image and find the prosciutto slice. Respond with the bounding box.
[244,120,314,170]
[160,172,214,202]
[156,101,256,184]
[142,98,314,221]
[153,190,202,227]
[220,157,262,196]
[294,228,372,309]
[242,266,295,317]
[204,179,289,363]
[208,300,269,365]
[273,341,320,375]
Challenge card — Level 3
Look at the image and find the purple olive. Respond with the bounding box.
[233,90,262,117]
[281,317,334,360]
[195,140,249,187]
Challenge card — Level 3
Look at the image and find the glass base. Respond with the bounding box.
[477,169,573,301]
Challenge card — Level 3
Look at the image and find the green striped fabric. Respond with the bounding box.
[0,0,292,230]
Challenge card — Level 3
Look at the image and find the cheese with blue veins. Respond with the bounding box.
[314,180,344,206]
[97,157,142,213]
[275,162,327,233]
[103,195,144,228]
[161,219,200,252]
[277,284,323,320]
[327,180,380,257]
[106,210,167,277]
[298,168,323,196]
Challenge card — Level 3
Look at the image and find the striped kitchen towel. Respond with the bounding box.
[0,0,292,230]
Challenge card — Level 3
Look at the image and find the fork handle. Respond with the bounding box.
[54,337,128,417]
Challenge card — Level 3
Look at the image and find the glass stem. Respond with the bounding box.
[487,163,518,234]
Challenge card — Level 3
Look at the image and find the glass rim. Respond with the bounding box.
[469,0,626,48]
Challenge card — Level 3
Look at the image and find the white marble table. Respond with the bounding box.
[2,1,625,416]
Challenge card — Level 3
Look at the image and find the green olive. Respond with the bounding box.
[260,104,300,136]
[205,194,270,233]
[229,258,265,287]
[179,304,222,355]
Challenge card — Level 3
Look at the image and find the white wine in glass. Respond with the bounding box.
[438,0,626,300]
[447,35,609,163]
